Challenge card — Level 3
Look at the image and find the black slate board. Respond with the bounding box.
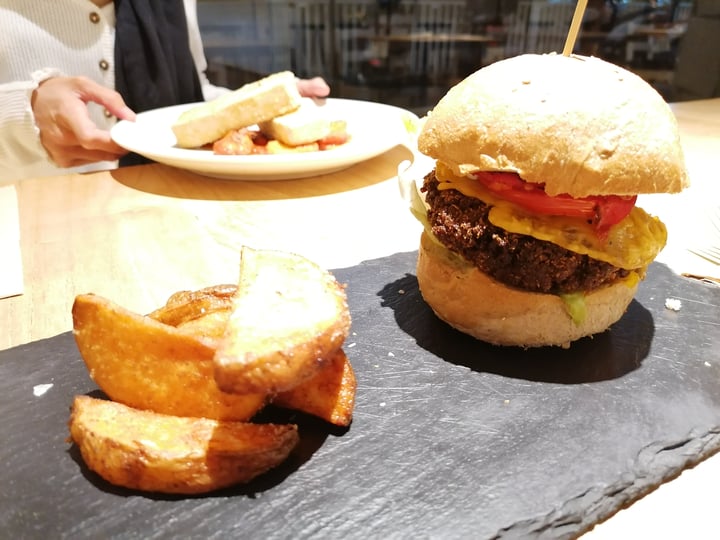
[2,251,720,540]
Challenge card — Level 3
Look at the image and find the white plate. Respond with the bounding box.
[111,98,417,180]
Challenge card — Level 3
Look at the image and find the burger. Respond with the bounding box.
[409,53,689,348]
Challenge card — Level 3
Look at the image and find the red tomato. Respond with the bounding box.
[213,129,255,155]
[472,171,636,238]
[250,131,269,147]
[318,133,350,151]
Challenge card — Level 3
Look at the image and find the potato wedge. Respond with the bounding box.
[72,294,266,421]
[171,305,357,425]
[172,307,357,425]
[214,246,351,395]
[176,309,232,340]
[148,284,236,327]
[272,348,357,427]
[69,395,298,494]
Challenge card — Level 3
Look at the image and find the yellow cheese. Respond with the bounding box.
[435,164,667,270]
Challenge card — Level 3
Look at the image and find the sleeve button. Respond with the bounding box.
[89,12,100,24]
[99,59,109,71]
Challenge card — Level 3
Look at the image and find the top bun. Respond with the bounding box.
[418,54,689,197]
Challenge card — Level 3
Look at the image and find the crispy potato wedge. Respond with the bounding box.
[148,284,236,327]
[170,305,357,425]
[69,395,298,494]
[72,294,266,421]
[272,348,357,427]
[214,246,351,395]
[176,309,232,340]
[170,304,357,425]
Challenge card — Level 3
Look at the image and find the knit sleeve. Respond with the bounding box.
[0,68,61,179]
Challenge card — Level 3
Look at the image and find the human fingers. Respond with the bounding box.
[40,126,128,168]
[296,76,331,98]
[59,98,128,152]
[33,77,130,166]
[72,76,136,121]
[44,143,129,169]
[39,99,127,166]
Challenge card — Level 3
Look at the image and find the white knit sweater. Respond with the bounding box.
[0,0,225,182]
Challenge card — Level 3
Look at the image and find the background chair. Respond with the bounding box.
[624,1,692,66]
[673,1,694,23]
[407,0,466,83]
[333,0,377,83]
[289,1,333,79]
[197,0,293,87]
[505,0,576,56]
[672,14,720,100]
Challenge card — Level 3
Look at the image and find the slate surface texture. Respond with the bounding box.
[2,251,720,539]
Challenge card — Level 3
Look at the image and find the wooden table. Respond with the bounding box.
[370,31,500,82]
[370,31,498,44]
[2,98,720,536]
[625,22,688,63]
[1,144,421,349]
[634,22,688,39]
[577,29,609,56]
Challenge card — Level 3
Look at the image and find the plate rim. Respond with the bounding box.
[110,98,417,180]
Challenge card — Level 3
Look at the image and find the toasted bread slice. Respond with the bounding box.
[214,246,351,395]
[69,395,298,494]
[258,98,332,146]
[172,71,302,148]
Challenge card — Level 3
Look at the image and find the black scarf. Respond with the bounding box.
[114,0,204,165]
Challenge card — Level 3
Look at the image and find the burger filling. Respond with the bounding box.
[422,172,629,295]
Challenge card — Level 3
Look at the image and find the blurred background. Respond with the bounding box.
[197,0,720,115]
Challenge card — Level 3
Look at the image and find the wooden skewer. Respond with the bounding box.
[562,0,589,56]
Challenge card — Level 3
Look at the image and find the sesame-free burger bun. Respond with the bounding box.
[418,53,688,198]
[416,232,640,348]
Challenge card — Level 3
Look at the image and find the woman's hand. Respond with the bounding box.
[296,76,331,99]
[31,76,136,168]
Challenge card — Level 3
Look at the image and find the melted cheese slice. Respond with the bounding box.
[435,163,667,270]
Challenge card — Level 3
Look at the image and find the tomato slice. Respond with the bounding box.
[472,171,637,238]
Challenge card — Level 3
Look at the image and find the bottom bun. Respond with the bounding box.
[416,232,640,348]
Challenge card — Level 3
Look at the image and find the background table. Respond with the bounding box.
[1,144,421,350]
